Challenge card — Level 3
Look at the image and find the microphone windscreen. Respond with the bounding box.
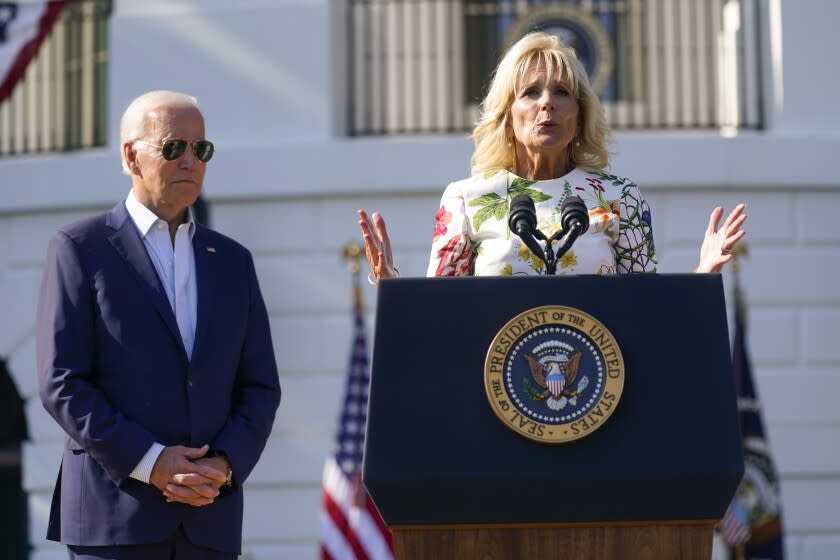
[560,195,590,234]
[508,194,537,233]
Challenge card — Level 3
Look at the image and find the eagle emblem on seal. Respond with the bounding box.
[524,341,589,411]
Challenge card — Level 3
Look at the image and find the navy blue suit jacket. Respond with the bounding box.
[36,201,281,554]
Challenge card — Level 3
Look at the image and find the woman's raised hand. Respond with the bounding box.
[695,203,748,273]
[358,210,399,283]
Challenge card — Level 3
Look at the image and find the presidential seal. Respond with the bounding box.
[502,4,614,96]
[484,306,624,444]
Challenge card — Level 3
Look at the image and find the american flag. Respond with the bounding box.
[719,501,751,547]
[320,290,393,560]
[0,1,66,102]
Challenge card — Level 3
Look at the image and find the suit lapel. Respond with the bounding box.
[105,202,183,349]
[191,226,216,363]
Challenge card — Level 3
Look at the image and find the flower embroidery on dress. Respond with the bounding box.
[560,250,578,269]
[468,174,549,232]
[425,169,657,277]
[517,242,544,274]
[588,199,620,234]
[435,234,474,276]
[433,205,452,241]
[641,208,655,253]
[586,177,606,192]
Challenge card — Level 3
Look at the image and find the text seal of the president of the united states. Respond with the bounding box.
[484,305,624,444]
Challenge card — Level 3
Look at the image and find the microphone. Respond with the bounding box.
[507,194,590,275]
[560,196,590,236]
[508,194,537,237]
[508,194,548,268]
[554,196,590,261]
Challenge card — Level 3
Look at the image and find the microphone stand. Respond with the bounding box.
[509,194,589,276]
[531,230,555,275]
[532,224,582,275]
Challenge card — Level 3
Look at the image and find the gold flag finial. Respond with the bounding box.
[730,243,749,277]
[730,243,749,324]
[342,241,364,308]
[342,242,363,274]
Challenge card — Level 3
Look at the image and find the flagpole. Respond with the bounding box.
[342,241,364,312]
[724,242,786,559]
[730,244,749,332]
[342,240,365,508]
[322,243,395,559]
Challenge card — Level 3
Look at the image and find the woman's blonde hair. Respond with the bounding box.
[471,32,611,176]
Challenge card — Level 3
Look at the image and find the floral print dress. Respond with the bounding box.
[425,168,657,277]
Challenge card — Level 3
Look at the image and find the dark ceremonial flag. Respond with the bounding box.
[721,281,784,560]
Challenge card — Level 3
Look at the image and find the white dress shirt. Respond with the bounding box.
[124,190,198,483]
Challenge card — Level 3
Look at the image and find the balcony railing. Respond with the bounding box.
[0,0,111,157]
[347,0,764,135]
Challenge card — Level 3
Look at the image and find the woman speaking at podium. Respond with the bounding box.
[358,32,746,280]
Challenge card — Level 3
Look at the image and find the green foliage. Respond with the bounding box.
[523,376,541,400]
[469,192,504,231]
[468,174,552,232]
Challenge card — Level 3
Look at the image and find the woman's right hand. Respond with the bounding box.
[358,210,398,283]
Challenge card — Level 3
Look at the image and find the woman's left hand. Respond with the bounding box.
[695,203,748,273]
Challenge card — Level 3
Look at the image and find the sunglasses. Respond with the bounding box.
[135,138,215,163]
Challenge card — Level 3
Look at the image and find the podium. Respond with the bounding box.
[363,274,744,559]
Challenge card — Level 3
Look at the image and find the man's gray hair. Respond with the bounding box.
[119,90,200,174]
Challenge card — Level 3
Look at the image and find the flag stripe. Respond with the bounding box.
[322,488,371,560]
[0,1,67,102]
[322,457,392,559]
[720,510,750,546]
[354,508,392,559]
[321,507,362,560]
[366,494,393,549]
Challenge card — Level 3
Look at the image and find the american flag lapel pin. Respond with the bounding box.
[207,247,216,253]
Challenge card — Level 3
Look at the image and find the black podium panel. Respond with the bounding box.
[363,274,743,525]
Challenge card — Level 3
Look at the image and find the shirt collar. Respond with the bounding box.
[125,190,197,240]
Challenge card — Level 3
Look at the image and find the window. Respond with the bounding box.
[0,0,112,157]
[347,0,764,135]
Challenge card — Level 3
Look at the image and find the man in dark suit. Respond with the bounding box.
[36,90,281,559]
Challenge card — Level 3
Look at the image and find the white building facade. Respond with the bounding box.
[1,0,838,558]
